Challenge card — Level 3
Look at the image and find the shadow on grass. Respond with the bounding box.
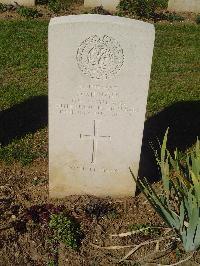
[139,100,200,183]
[0,98,200,182]
[0,95,48,146]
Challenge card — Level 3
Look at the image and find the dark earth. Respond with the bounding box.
[1,158,200,265]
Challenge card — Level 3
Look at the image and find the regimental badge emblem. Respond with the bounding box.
[76,35,124,80]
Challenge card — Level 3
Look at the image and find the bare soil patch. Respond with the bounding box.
[1,160,200,265]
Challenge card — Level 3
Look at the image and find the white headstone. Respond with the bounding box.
[168,0,200,13]
[1,0,35,6]
[84,0,120,11]
[49,15,155,198]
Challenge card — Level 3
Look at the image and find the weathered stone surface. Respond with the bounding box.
[84,0,120,11]
[49,15,155,197]
[0,0,35,6]
[168,0,200,13]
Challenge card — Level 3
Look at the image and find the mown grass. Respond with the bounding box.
[0,21,199,164]
[0,21,48,163]
[0,21,48,108]
[149,23,200,116]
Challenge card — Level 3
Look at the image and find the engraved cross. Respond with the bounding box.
[80,120,111,164]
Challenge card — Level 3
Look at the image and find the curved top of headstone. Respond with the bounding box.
[49,14,154,32]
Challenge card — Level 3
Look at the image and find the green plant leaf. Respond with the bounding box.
[133,131,200,252]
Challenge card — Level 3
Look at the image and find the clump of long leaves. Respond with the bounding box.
[133,130,200,252]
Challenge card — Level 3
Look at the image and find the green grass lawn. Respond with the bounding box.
[150,24,200,115]
[0,21,199,164]
[0,20,48,164]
